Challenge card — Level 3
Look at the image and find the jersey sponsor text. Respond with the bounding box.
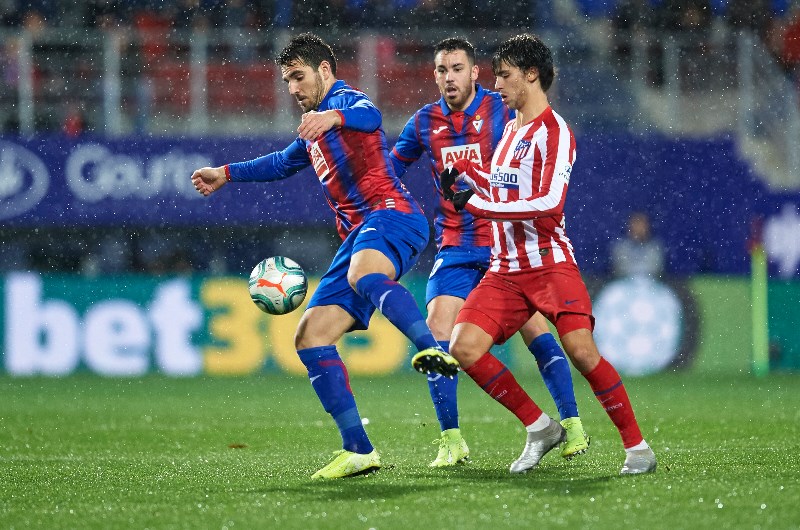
[441,143,483,167]
[489,167,520,189]
[309,142,330,179]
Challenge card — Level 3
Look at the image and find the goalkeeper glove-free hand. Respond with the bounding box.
[439,167,457,200]
[452,190,474,212]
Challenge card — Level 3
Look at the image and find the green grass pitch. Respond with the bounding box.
[2,371,798,529]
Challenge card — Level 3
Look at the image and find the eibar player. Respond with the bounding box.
[190,33,458,479]
[439,34,656,475]
[391,37,589,467]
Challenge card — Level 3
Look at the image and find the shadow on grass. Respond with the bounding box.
[248,479,441,501]
[239,464,618,501]
[411,466,618,492]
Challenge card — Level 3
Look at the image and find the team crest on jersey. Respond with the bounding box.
[513,139,531,161]
[472,114,483,133]
[441,143,483,166]
[309,142,330,180]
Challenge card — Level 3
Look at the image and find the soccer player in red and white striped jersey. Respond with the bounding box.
[441,34,657,475]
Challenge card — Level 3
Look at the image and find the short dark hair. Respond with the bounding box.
[434,37,476,65]
[276,32,337,76]
[492,34,555,92]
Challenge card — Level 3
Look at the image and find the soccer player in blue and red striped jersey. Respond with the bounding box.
[390,37,590,467]
[190,33,458,479]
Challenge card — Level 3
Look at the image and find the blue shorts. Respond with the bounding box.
[307,209,430,331]
[425,246,491,305]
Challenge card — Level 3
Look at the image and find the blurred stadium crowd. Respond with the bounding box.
[1,0,798,136]
[0,0,795,35]
[1,0,799,277]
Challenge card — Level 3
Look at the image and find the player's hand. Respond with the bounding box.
[191,166,227,197]
[439,167,458,200]
[452,190,474,212]
[298,110,341,141]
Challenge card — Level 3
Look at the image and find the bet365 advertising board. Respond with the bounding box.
[3,135,800,277]
[4,271,795,377]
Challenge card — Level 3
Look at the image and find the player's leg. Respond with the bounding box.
[534,264,655,474]
[559,327,656,475]
[451,321,565,473]
[451,273,565,473]
[348,211,458,376]
[425,295,469,466]
[518,313,589,459]
[420,247,487,467]
[296,239,382,479]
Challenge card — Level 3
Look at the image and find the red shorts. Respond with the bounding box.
[455,263,594,344]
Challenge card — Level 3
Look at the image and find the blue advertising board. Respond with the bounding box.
[1,134,798,276]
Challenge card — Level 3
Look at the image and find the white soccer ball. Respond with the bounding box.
[248,256,308,315]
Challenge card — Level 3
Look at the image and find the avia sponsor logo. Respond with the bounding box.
[440,143,482,167]
[309,142,330,180]
[0,140,50,220]
[489,167,520,190]
[513,139,532,161]
[65,143,211,202]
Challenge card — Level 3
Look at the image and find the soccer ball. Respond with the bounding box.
[248,256,308,315]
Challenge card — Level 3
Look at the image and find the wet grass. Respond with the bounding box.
[1,370,798,529]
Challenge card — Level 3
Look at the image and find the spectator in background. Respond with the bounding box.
[726,0,774,39]
[611,211,665,278]
[20,8,47,34]
[779,6,800,77]
[220,0,257,62]
[62,101,87,137]
[0,0,21,27]
[84,0,126,29]
[172,0,209,31]
[650,0,712,89]
[611,0,655,73]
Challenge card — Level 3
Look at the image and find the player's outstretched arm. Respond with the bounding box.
[191,166,228,197]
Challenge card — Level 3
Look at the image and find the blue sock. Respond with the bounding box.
[298,345,373,454]
[529,333,579,420]
[426,341,459,431]
[355,273,439,351]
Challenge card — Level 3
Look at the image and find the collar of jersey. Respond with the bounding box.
[318,79,348,111]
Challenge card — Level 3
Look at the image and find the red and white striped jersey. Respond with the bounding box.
[456,106,578,273]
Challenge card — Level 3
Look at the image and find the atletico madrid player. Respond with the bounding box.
[440,33,657,475]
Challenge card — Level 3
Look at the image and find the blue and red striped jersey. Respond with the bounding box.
[227,80,423,240]
[390,84,513,250]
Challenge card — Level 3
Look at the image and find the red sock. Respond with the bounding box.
[583,357,643,448]
[464,353,543,426]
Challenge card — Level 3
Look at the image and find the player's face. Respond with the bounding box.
[494,60,528,110]
[434,50,478,111]
[281,60,327,112]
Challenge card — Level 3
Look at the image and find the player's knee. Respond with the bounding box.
[346,269,361,291]
[294,329,312,350]
[294,318,320,350]
[426,315,454,343]
[449,338,481,369]
[563,336,600,373]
